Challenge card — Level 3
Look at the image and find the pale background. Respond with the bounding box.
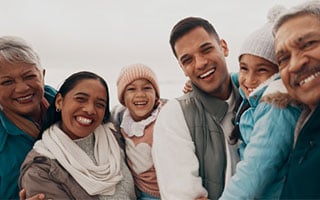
[0,0,306,107]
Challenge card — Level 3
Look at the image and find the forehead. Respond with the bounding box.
[174,27,218,57]
[69,79,106,95]
[275,14,320,51]
[0,62,40,76]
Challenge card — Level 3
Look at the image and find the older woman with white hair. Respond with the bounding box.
[0,36,56,199]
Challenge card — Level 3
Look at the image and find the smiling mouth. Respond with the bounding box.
[76,116,93,125]
[16,94,33,103]
[298,71,320,86]
[134,101,147,106]
[199,68,215,79]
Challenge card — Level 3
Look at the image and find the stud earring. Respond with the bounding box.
[56,108,61,112]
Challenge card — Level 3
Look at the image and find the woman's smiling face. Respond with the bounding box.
[56,79,107,139]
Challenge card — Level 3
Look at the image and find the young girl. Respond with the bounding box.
[219,6,301,199]
[19,71,136,199]
[115,63,165,200]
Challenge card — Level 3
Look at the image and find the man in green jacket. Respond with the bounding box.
[273,1,320,199]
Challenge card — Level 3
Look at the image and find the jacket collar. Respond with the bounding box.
[190,79,240,122]
[0,111,34,152]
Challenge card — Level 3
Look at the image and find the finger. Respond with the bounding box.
[19,189,26,200]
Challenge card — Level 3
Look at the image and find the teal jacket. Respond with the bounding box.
[0,85,56,199]
[220,75,301,199]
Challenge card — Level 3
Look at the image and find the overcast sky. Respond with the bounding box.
[0,0,306,106]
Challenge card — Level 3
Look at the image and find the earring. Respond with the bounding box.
[56,108,61,112]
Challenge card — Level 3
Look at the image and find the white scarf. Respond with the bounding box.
[33,122,123,196]
[120,107,159,137]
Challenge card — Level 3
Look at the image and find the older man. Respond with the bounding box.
[273,1,320,199]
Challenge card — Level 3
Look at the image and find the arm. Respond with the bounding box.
[19,159,72,199]
[220,103,300,199]
[152,99,208,200]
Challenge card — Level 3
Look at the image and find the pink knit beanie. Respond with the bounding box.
[117,63,160,105]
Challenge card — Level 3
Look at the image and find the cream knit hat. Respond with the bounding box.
[239,5,286,65]
[117,63,160,105]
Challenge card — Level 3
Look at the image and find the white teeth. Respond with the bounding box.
[17,95,33,101]
[76,116,92,125]
[299,71,320,86]
[200,69,215,78]
[134,101,147,105]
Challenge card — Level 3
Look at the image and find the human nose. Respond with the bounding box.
[245,72,257,85]
[288,52,308,73]
[15,81,30,93]
[135,89,146,97]
[194,54,207,70]
[82,102,96,115]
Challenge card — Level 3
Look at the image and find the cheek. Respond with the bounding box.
[60,109,69,122]
[123,94,132,105]
[238,74,245,86]
[31,81,45,95]
[148,91,157,100]
[280,70,289,83]
[97,109,106,122]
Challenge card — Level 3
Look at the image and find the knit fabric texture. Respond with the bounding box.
[117,63,160,105]
[239,5,286,65]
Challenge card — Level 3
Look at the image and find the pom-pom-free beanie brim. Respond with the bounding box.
[239,5,286,65]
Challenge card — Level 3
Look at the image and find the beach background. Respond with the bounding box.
[0,0,305,108]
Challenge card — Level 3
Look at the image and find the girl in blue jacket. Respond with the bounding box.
[219,5,302,200]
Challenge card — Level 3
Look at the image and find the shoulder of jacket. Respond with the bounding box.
[261,79,300,108]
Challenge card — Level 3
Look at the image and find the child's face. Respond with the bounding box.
[56,79,107,140]
[239,54,278,98]
[123,78,157,121]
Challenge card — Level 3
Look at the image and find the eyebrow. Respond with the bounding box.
[75,92,106,102]
[179,42,213,62]
[276,32,319,57]
[200,42,212,49]
[179,54,189,63]
[295,31,320,45]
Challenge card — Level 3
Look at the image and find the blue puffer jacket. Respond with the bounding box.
[220,74,301,199]
[0,85,56,200]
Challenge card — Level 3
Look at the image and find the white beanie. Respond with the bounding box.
[239,5,286,65]
[116,63,160,105]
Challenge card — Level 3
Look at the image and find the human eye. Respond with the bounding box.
[126,86,135,91]
[277,55,290,70]
[96,101,106,109]
[181,56,193,66]
[25,74,37,80]
[258,67,269,73]
[239,65,248,72]
[144,84,153,90]
[75,96,87,103]
[0,79,14,86]
[302,39,319,50]
[202,46,213,54]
